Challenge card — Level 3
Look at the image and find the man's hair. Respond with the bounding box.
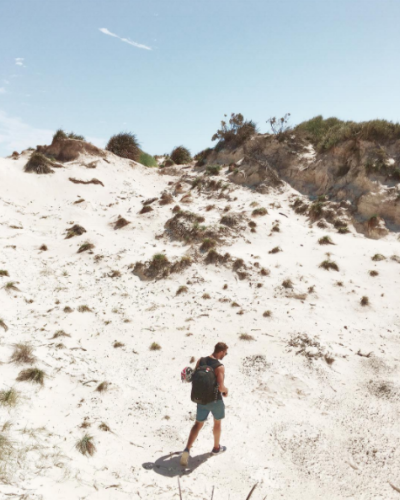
[214,342,228,354]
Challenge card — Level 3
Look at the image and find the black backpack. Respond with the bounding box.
[191,358,220,405]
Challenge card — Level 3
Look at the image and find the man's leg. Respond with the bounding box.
[213,419,221,449]
[181,421,204,466]
[186,421,204,450]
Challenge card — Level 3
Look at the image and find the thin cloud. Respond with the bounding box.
[99,28,151,51]
[15,58,25,67]
[0,110,53,156]
[0,88,5,94]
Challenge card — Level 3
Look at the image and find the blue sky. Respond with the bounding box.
[0,0,399,157]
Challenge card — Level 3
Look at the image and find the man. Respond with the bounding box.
[180,342,229,467]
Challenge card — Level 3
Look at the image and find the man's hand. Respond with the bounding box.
[221,387,229,397]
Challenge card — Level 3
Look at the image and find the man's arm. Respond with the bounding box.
[215,365,228,396]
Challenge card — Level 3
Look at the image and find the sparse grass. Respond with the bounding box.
[108,270,121,278]
[372,254,385,261]
[24,152,55,174]
[231,302,240,308]
[252,207,268,216]
[77,241,94,254]
[10,344,36,365]
[170,146,192,165]
[150,342,161,351]
[269,246,281,254]
[16,367,46,385]
[106,132,141,162]
[0,433,13,464]
[78,305,92,313]
[76,434,96,456]
[65,224,86,239]
[113,341,124,348]
[3,281,20,292]
[319,259,339,271]
[282,279,293,289]
[114,217,130,230]
[0,388,18,407]
[0,319,8,332]
[200,238,216,252]
[0,270,9,277]
[369,270,379,277]
[337,226,350,234]
[239,333,255,341]
[99,422,111,432]
[206,165,221,176]
[202,293,211,299]
[176,285,188,296]
[361,296,369,306]
[318,236,334,245]
[96,382,109,393]
[263,310,272,317]
[63,306,73,313]
[53,129,85,141]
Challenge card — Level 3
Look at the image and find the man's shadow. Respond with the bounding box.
[142,451,211,477]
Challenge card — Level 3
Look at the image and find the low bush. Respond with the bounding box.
[139,151,158,167]
[212,113,258,150]
[106,132,141,161]
[319,259,339,271]
[24,152,55,174]
[170,146,192,165]
[53,129,85,141]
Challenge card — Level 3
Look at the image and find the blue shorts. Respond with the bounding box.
[196,399,225,422]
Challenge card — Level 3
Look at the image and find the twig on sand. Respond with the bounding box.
[356,350,373,358]
[210,486,215,500]
[82,379,98,386]
[246,483,258,500]
[178,478,183,500]
[389,481,400,493]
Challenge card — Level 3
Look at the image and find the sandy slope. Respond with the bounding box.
[0,151,400,499]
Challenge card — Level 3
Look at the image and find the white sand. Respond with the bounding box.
[0,151,400,499]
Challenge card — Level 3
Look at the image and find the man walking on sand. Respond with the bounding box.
[180,342,229,467]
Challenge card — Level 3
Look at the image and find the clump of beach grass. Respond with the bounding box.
[0,388,18,407]
[76,434,96,456]
[150,342,161,351]
[16,367,46,386]
[10,344,36,365]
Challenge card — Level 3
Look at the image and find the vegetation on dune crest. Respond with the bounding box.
[212,113,258,150]
[106,132,141,161]
[296,115,400,152]
[170,146,192,165]
[139,151,158,167]
[24,152,55,174]
[53,129,85,142]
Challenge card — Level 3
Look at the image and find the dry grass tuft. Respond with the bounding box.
[114,216,130,230]
[319,259,339,271]
[369,270,379,277]
[372,254,385,261]
[268,246,281,254]
[139,205,153,214]
[65,224,86,239]
[63,306,73,313]
[176,285,188,296]
[78,305,92,313]
[99,422,111,432]
[150,342,161,351]
[77,241,95,254]
[223,284,228,290]
[0,388,18,407]
[272,224,280,232]
[172,205,181,213]
[10,344,36,364]
[318,236,334,245]
[16,367,46,385]
[3,281,20,292]
[76,434,96,456]
[69,177,104,187]
[252,207,268,216]
[108,270,121,278]
[160,191,174,205]
[260,267,270,276]
[51,330,71,339]
[263,310,272,317]
[282,279,293,289]
[239,333,255,341]
[337,226,350,234]
[96,382,109,393]
[0,319,8,332]
[205,204,215,212]
[113,341,124,348]
[24,152,55,174]
[0,270,9,277]
[39,244,48,251]
[202,293,211,299]
[361,296,369,306]
[200,238,216,252]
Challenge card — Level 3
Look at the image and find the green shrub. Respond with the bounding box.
[24,153,55,174]
[212,113,258,150]
[139,151,158,167]
[106,132,141,161]
[170,146,192,165]
[206,165,221,176]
